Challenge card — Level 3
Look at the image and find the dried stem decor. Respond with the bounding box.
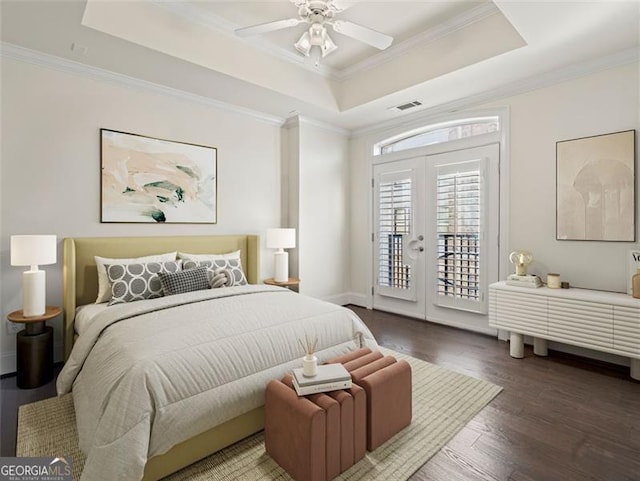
[298,333,318,357]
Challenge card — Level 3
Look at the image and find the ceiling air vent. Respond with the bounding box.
[390,100,422,112]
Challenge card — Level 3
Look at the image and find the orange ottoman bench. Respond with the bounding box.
[327,348,412,451]
[265,375,366,480]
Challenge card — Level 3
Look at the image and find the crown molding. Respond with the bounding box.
[336,2,500,80]
[0,42,286,127]
[351,46,639,137]
[284,115,350,136]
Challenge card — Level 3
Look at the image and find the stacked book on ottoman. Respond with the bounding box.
[265,348,412,481]
[291,363,352,395]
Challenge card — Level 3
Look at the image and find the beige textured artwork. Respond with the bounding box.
[101,129,216,223]
[557,130,635,241]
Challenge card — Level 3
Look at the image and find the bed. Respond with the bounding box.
[58,235,377,481]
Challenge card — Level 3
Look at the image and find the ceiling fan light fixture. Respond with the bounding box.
[320,34,337,57]
[308,22,326,45]
[294,31,312,56]
[235,0,395,64]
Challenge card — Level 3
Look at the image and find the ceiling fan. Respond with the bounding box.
[235,0,394,66]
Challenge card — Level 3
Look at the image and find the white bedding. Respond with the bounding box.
[57,285,377,481]
[74,303,109,334]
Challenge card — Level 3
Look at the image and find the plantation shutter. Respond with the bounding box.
[435,159,486,313]
[376,170,417,301]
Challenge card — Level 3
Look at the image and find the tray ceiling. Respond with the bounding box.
[1,1,638,130]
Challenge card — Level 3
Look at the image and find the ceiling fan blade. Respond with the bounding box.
[235,18,303,37]
[330,20,393,50]
[331,0,357,12]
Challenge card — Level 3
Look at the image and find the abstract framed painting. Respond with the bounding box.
[556,129,635,241]
[101,129,217,223]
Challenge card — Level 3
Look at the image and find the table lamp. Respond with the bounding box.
[11,235,57,317]
[266,228,296,283]
[509,250,533,276]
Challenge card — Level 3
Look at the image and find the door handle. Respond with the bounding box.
[407,239,425,256]
[417,235,424,241]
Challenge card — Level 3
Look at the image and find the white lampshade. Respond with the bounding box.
[266,228,296,249]
[11,235,57,317]
[11,235,57,266]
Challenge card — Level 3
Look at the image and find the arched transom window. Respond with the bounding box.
[373,116,500,156]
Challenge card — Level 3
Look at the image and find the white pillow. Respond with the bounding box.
[94,252,176,304]
[177,250,241,261]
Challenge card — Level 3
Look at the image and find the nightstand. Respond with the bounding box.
[7,306,61,389]
[264,277,300,293]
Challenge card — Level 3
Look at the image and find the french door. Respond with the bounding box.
[373,144,500,333]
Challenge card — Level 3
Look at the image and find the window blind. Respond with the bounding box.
[436,164,481,302]
[378,177,412,289]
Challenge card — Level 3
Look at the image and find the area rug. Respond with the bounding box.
[17,348,502,480]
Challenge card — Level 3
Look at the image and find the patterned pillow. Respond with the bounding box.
[183,259,248,286]
[106,260,182,305]
[209,268,236,288]
[158,266,210,296]
[94,252,177,304]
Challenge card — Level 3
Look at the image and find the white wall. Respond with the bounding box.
[484,63,639,292]
[283,119,351,302]
[349,62,639,303]
[348,135,370,306]
[0,57,282,374]
[348,61,639,364]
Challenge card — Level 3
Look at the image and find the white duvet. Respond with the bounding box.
[57,285,377,481]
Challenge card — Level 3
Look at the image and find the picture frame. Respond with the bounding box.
[556,129,636,241]
[101,129,217,224]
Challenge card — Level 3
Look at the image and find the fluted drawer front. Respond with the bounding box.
[494,290,547,336]
[613,306,640,355]
[548,298,613,349]
[489,289,497,326]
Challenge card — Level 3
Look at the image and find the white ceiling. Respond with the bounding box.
[1,1,639,131]
[179,1,486,71]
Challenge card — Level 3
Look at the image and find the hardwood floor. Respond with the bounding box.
[350,306,640,481]
[1,307,638,480]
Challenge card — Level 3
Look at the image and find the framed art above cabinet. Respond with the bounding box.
[556,129,635,241]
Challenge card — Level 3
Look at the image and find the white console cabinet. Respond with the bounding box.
[489,281,640,380]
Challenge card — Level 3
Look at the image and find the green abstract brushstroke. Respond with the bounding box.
[142,209,166,223]
[152,211,166,222]
[144,181,185,201]
[123,186,135,193]
[176,165,197,178]
[156,195,170,203]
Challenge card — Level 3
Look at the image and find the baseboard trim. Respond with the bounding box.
[321,293,352,306]
[1,350,17,376]
[344,292,369,308]
[321,292,371,307]
[0,342,64,376]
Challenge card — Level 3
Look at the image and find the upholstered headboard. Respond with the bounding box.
[62,235,260,361]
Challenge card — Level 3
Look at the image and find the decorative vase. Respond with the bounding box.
[633,269,640,299]
[302,354,318,377]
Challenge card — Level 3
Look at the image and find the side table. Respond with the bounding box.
[7,306,61,389]
[264,277,300,293]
